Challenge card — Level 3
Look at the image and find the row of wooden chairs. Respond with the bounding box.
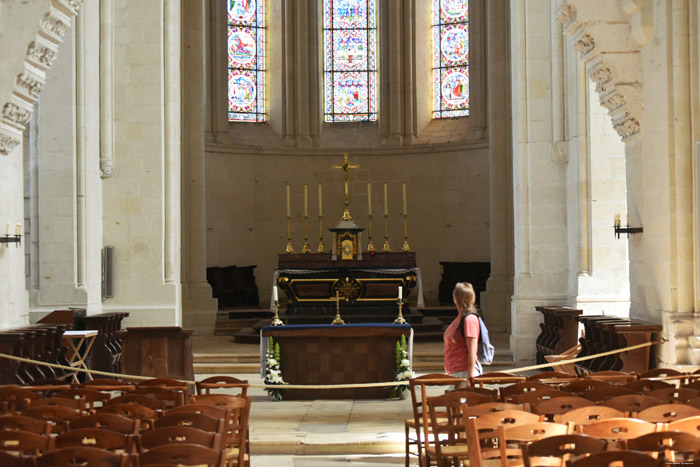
[407,372,700,467]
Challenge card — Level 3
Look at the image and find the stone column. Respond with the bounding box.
[182,0,217,335]
[480,0,514,334]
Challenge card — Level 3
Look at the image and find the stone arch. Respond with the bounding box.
[0,0,84,155]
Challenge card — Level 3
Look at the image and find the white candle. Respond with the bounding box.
[384,182,388,215]
[273,286,279,305]
[286,183,291,217]
[402,182,407,215]
[398,286,402,300]
[15,223,19,235]
[367,182,372,216]
[17,223,21,236]
[318,183,323,216]
[304,184,308,217]
[4,222,8,235]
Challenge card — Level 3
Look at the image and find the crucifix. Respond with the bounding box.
[333,153,360,221]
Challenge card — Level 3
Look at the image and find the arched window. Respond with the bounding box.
[228,0,265,122]
[323,0,377,122]
[433,0,469,118]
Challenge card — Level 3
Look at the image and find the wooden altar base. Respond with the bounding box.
[262,324,412,400]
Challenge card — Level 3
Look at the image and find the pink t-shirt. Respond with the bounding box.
[443,313,480,375]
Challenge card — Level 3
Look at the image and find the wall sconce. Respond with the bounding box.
[1,222,22,247]
[614,214,643,239]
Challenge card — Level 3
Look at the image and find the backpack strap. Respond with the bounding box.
[460,311,483,344]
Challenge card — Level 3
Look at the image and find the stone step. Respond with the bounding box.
[193,353,259,363]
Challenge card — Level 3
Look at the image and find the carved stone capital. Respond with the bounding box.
[40,11,71,42]
[0,129,21,156]
[601,92,626,112]
[589,63,613,90]
[14,71,45,103]
[613,117,641,140]
[555,4,578,32]
[2,103,32,131]
[26,40,58,70]
[573,34,595,56]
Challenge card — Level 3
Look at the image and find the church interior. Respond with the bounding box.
[1,0,700,465]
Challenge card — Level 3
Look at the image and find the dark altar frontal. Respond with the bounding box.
[276,251,417,323]
[262,323,412,399]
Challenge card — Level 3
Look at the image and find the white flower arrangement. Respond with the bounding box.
[265,336,288,400]
[392,334,414,398]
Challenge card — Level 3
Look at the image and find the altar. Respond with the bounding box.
[261,323,412,400]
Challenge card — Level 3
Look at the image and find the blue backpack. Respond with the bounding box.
[461,312,495,365]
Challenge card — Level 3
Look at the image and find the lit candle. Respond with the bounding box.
[318,183,323,216]
[304,184,308,217]
[384,182,388,215]
[15,223,19,235]
[273,286,279,305]
[402,182,407,215]
[367,182,372,216]
[614,214,621,228]
[286,182,291,217]
[17,223,21,236]
[398,286,402,301]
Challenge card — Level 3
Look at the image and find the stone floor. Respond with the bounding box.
[192,335,512,466]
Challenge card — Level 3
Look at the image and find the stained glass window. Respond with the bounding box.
[433,0,469,119]
[228,0,265,122]
[323,0,377,122]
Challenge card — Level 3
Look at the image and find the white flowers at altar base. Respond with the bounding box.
[265,336,288,400]
[392,334,414,398]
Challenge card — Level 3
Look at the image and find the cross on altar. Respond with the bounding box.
[333,153,360,221]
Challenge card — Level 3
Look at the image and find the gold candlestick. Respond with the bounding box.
[383,213,391,252]
[302,215,310,253]
[271,303,284,326]
[394,298,407,324]
[367,214,375,252]
[317,214,326,253]
[285,215,295,253]
[331,291,345,325]
[400,213,411,252]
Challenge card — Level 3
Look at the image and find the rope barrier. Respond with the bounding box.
[0,337,667,391]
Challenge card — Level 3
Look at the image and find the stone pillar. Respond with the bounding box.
[182,0,217,335]
[480,0,514,333]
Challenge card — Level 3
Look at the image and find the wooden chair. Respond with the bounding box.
[0,450,23,467]
[648,387,699,403]
[567,449,665,467]
[637,403,700,424]
[623,379,675,393]
[640,368,683,379]
[136,377,189,389]
[154,412,225,436]
[69,413,141,435]
[79,378,135,395]
[465,410,542,467]
[98,403,157,431]
[130,386,184,408]
[510,389,568,406]
[36,446,129,467]
[472,372,527,387]
[497,422,569,467]
[137,443,224,466]
[578,385,635,402]
[522,433,607,467]
[0,389,41,414]
[584,371,637,384]
[560,379,610,395]
[500,382,551,402]
[55,388,111,412]
[23,405,82,433]
[423,390,486,467]
[139,426,221,452]
[685,397,700,410]
[625,430,700,463]
[667,415,700,436]
[602,394,663,416]
[0,429,52,458]
[531,396,594,421]
[196,376,249,397]
[55,427,135,454]
[105,393,167,411]
[408,374,467,467]
[0,414,51,436]
[189,394,251,467]
[555,405,625,426]
[579,418,657,448]
[527,371,579,384]
[28,396,87,414]
[463,402,526,419]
